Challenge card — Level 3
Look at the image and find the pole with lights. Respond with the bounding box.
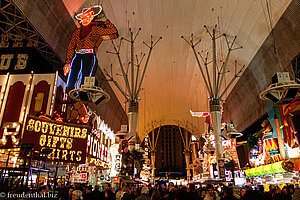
[105,29,162,151]
[182,25,245,179]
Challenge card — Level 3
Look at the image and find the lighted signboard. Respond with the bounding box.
[0,33,54,74]
[22,115,89,163]
[244,161,287,177]
[73,173,88,183]
[263,134,282,163]
[264,134,279,154]
[209,135,236,148]
[208,135,239,167]
[86,116,115,164]
[87,130,110,163]
[110,144,122,177]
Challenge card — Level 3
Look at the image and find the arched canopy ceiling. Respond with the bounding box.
[60,0,291,140]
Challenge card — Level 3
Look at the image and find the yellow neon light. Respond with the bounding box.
[0,73,10,126]
[49,71,58,115]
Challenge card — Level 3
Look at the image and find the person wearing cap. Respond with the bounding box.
[63,5,118,96]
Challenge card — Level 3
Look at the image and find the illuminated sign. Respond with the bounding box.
[264,136,279,154]
[95,116,115,142]
[87,131,110,163]
[110,144,122,177]
[141,169,150,181]
[263,134,282,163]
[143,136,150,168]
[86,115,115,163]
[209,135,236,148]
[0,54,28,70]
[0,34,54,73]
[22,115,89,163]
[244,161,288,177]
[73,173,88,183]
[0,122,21,147]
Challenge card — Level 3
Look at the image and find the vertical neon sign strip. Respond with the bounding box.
[49,71,58,115]
[20,72,34,124]
[0,73,10,127]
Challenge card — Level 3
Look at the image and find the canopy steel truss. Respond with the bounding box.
[0,0,63,73]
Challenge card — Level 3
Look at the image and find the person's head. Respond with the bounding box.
[94,185,100,191]
[151,188,161,199]
[38,186,45,194]
[86,185,93,193]
[222,186,232,197]
[189,184,195,191]
[141,186,149,195]
[200,189,206,197]
[206,184,214,196]
[104,183,111,191]
[240,187,247,197]
[289,186,295,194]
[282,186,288,194]
[72,189,82,200]
[168,182,175,191]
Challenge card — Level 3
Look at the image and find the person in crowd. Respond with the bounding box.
[136,186,151,200]
[239,187,247,200]
[116,186,124,200]
[281,186,292,200]
[164,182,176,200]
[174,186,188,200]
[160,185,167,198]
[132,186,140,199]
[204,184,220,200]
[72,186,83,200]
[83,185,94,200]
[198,188,206,200]
[288,186,295,199]
[102,183,115,200]
[242,189,267,200]
[37,186,46,195]
[92,185,102,199]
[187,184,198,200]
[59,184,70,200]
[68,185,75,200]
[151,188,162,200]
[263,186,273,200]
[220,186,238,200]
[292,187,300,200]
[272,187,281,200]
[121,185,133,200]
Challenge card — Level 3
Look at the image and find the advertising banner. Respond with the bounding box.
[73,173,88,183]
[22,115,89,163]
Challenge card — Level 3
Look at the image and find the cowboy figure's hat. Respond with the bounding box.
[75,5,102,20]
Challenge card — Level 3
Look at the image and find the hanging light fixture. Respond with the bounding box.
[220,124,243,140]
[259,0,300,104]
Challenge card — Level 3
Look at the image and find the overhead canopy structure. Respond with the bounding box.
[7,0,299,140]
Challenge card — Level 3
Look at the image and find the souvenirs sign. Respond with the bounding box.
[22,115,89,163]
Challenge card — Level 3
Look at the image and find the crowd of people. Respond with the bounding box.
[42,182,300,200]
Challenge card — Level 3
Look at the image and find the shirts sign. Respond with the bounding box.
[22,115,89,163]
